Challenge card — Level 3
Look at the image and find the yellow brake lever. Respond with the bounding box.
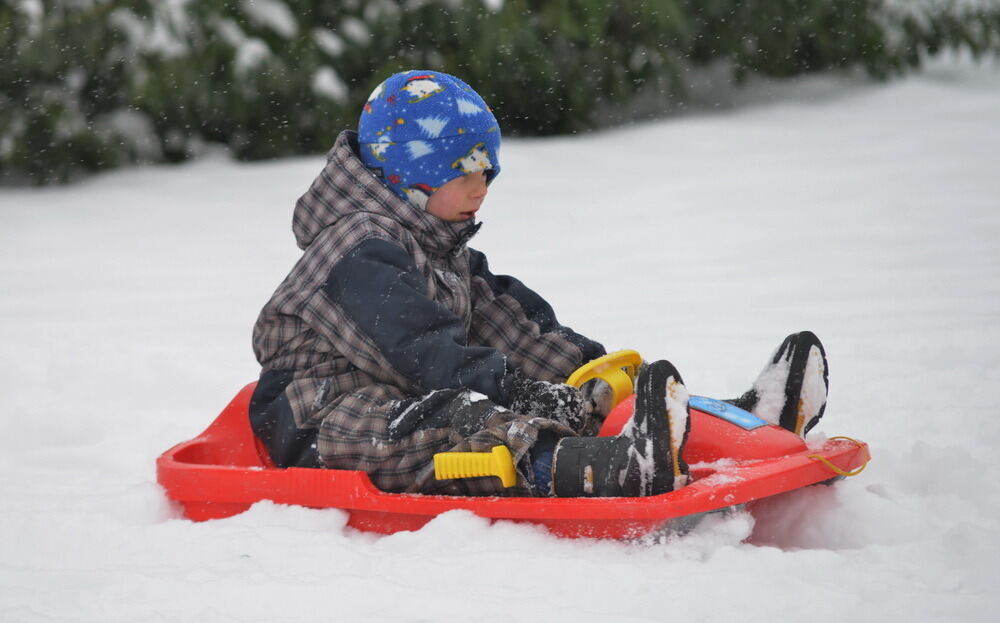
[433,445,518,487]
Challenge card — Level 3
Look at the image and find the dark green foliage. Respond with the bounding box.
[684,0,885,78]
[1,1,135,183]
[683,0,1000,80]
[363,0,688,134]
[1,0,998,185]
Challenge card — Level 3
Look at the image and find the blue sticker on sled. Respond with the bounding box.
[689,396,768,430]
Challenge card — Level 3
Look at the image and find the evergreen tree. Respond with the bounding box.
[2,0,998,185]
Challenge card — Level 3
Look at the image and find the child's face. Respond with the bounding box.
[425,171,489,222]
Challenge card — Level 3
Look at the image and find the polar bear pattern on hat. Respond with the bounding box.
[453,142,493,175]
[358,70,501,210]
[401,75,445,103]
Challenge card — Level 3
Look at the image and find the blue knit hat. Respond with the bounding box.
[358,70,501,210]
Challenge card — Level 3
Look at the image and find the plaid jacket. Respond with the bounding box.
[250,130,605,494]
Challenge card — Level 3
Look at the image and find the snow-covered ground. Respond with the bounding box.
[2,54,999,621]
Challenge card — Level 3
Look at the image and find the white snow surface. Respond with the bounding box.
[3,55,1000,621]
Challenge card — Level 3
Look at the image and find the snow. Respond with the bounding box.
[240,0,298,39]
[748,341,792,426]
[15,0,43,36]
[147,0,194,59]
[93,109,163,161]
[312,66,349,103]
[234,38,271,75]
[799,345,827,430]
[312,27,346,58]
[212,17,249,48]
[339,16,370,44]
[108,1,193,59]
[3,53,1000,620]
[666,377,690,488]
[876,1,1000,52]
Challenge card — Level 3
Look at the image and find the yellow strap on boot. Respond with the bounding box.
[433,445,518,488]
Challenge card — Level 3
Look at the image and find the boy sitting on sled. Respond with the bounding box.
[250,70,830,497]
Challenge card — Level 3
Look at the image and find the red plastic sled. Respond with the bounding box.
[157,382,870,539]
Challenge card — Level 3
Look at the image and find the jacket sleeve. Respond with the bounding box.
[315,237,514,404]
[468,248,607,365]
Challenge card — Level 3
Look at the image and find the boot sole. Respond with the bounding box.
[634,360,691,492]
[778,331,829,436]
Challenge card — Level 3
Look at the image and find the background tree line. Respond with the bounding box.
[2,0,998,185]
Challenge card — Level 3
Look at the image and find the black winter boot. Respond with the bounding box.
[551,360,691,497]
[729,331,829,436]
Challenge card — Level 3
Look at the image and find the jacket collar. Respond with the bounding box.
[293,130,480,258]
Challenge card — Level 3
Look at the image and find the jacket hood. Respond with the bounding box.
[292,130,480,257]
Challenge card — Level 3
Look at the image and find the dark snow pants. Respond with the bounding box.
[250,370,585,496]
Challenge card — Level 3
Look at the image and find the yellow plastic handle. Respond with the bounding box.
[565,349,643,409]
[433,445,518,488]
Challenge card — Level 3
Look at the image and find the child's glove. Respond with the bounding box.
[574,358,646,435]
[579,377,615,423]
[506,370,585,433]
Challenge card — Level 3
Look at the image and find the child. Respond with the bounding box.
[250,70,830,497]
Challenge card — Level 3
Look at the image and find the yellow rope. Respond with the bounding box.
[806,436,871,477]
